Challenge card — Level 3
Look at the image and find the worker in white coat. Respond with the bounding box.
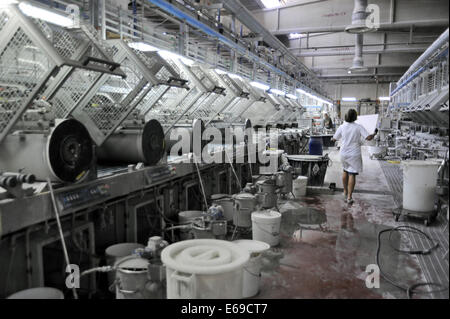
[331,109,377,204]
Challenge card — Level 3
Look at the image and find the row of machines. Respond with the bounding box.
[0,4,307,298]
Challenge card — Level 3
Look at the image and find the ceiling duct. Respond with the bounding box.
[349,33,369,72]
[345,0,377,34]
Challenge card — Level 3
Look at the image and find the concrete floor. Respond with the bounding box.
[254,147,440,299]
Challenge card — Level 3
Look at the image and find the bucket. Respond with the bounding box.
[402,160,440,212]
[232,240,270,298]
[178,211,204,240]
[293,176,308,197]
[114,256,152,299]
[105,243,145,287]
[251,210,282,247]
[7,287,64,299]
[309,136,323,155]
[212,195,234,222]
[161,239,249,299]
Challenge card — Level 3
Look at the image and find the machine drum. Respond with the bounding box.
[142,119,165,165]
[48,119,94,183]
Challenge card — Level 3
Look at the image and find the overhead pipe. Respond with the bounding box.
[345,0,377,33]
[296,47,428,57]
[349,33,369,72]
[272,19,449,35]
[396,28,449,86]
[220,0,319,82]
[146,0,329,100]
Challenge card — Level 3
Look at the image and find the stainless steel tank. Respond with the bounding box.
[233,193,257,228]
[97,119,165,165]
[0,119,93,183]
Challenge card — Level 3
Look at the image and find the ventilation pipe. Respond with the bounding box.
[345,0,377,34]
[346,0,376,72]
[349,33,369,72]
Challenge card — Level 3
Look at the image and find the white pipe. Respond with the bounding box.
[397,28,449,85]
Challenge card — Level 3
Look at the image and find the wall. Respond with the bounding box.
[325,82,390,100]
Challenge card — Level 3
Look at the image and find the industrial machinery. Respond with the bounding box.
[0,0,330,300]
[0,118,94,183]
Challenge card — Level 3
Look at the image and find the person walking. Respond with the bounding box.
[331,109,377,204]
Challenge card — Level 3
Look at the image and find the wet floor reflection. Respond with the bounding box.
[256,197,428,299]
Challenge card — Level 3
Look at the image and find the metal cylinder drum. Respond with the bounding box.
[233,193,257,228]
[105,243,145,288]
[114,256,153,299]
[0,119,93,183]
[97,119,165,165]
[165,119,205,156]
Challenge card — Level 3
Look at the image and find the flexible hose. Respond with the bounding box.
[81,266,114,277]
[376,225,448,298]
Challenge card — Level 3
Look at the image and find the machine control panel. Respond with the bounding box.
[57,183,111,210]
[145,165,176,184]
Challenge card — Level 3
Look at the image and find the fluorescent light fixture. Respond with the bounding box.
[379,96,390,101]
[342,97,357,102]
[261,0,282,9]
[296,88,315,99]
[250,81,270,91]
[227,73,242,80]
[269,88,285,96]
[286,94,298,99]
[158,50,194,66]
[128,42,158,52]
[1,0,18,7]
[289,33,305,40]
[18,2,74,28]
[215,68,227,75]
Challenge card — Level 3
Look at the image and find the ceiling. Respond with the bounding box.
[239,0,449,86]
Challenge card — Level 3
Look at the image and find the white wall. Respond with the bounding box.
[325,82,390,100]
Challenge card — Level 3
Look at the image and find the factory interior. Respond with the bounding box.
[0,0,449,301]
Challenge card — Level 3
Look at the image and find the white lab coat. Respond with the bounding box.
[333,122,369,173]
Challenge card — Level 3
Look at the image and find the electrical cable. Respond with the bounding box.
[47,178,78,300]
[192,153,209,209]
[376,225,449,299]
[225,150,242,190]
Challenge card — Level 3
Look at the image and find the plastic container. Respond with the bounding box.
[293,176,308,197]
[161,239,249,299]
[287,155,330,186]
[233,240,270,298]
[178,211,204,240]
[309,136,323,155]
[402,160,440,212]
[251,210,282,247]
[105,243,145,287]
[7,287,64,299]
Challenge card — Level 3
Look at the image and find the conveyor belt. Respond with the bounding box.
[380,161,449,299]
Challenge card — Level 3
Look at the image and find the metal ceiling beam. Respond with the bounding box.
[311,64,411,70]
[319,73,404,78]
[220,0,320,84]
[296,46,428,57]
[146,0,328,98]
[271,19,449,35]
[288,41,434,51]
